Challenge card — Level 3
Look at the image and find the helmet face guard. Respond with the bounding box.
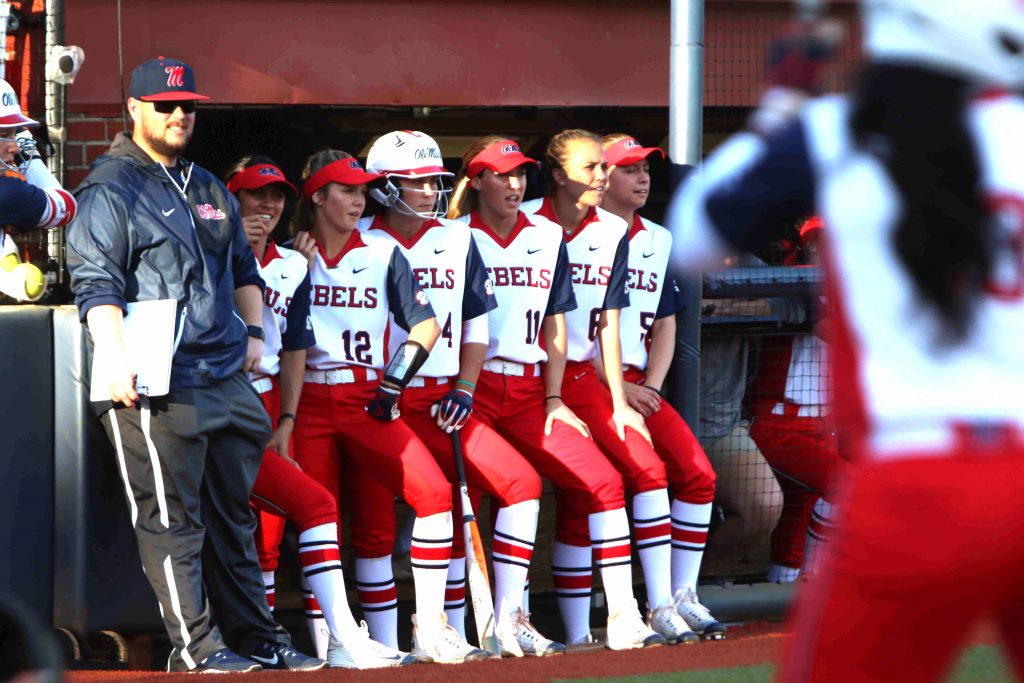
[366,130,454,219]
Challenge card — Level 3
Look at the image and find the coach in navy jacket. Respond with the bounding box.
[65,57,322,674]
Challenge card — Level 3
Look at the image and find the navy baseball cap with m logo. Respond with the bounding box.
[129,56,210,102]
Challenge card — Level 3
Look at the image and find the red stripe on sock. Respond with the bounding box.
[303,595,321,612]
[411,544,453,561]
[492,539,534,561]
[553,574,593,590]
[357,586,398,605]
[593,543,631,561]
[633,521,671,542]
[672,528,708,544]
[299,547,341,566]
[445,585,466,602]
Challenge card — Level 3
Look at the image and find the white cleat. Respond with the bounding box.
[410,613,490,664]
[674,589,727,641]
[606,608,669,651]
[327,621,416,669]
[647,603,700,645]
[497,609,566,657]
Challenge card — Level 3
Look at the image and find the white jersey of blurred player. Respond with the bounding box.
[619,215,681,370]
[521,197,631,361]
[669,93,1024,460]
[358,215,490,376]
[454,211,573,364]
[254,242,314,377]
[301,230,429,372]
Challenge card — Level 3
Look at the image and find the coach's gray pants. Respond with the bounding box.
[100,372,288,668]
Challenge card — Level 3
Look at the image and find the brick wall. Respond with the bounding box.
[65,109,126,190]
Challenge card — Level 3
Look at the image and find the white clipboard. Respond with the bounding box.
[90,299,185,401]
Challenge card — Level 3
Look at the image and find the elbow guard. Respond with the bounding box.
[37,188,77,228]
[383,340,430,388]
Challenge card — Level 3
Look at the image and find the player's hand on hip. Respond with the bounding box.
[94,342,139,408]
[243,338,263,373]
[623,382,660,417]
[291,231,318,270]
[430,388,473,433]
[366,382,402,421]
[545,399,591,438]
[613,404,653,446]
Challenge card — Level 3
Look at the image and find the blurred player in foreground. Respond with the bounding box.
[668,1,1024,680]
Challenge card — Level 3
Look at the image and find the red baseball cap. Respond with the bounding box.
[129,56,209,102]
[303,158,386,199]
[227,163,297,196]
[467,140,539,179]
[604,136,665,167]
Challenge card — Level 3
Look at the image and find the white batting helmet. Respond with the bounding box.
[863,0,1024,86]
[0,79,38,128]
[365,130,453,219]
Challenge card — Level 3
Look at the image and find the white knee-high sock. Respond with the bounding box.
[261,571,276,612]
[492,499,539,622]
[670,500,713,595]
[445,549,467,639]
[355,555,398,649]
[299,523,360,645]
[632,489,672,609]
[522,578,531,615]
[590,508,637,616]
[301,578,330,659]
[552,541,592,645]
[803,498,835,576]
[411,511,454,634]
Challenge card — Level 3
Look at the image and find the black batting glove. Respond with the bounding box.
[366,383,402,421]
[430,388,473,433]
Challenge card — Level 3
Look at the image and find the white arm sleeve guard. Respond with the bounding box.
[24,158,62,192]
[37,187,78,228]
[462,314,489,346]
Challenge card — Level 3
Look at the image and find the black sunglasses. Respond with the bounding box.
[152,100,197,115]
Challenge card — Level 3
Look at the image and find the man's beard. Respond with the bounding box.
[143,122,191,159]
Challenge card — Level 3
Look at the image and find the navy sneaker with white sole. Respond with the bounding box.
[246,639,326,671]
[167,647,262,673]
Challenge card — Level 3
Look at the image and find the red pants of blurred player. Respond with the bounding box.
[348,380,542,558]
[249,377,338,572]
[292,376,452,544]
[780,432,1024,683]
[473,366,625,545]
[750,411,846,569]
[557,363,716,545]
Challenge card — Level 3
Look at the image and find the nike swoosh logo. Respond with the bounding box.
[162,208,175,217]
[588,245,601,252]
[250,653,279,666]
[353,267,368,274]
[527,248,542,255]
[280,274,289,279]
[643,252,655,258]
[434,248,446,254]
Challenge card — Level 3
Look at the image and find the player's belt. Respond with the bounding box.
[304,367,379,385]
[250,376,274,394]
[771,402,826,418]
[481,358,540,377]
[407,376,450,388]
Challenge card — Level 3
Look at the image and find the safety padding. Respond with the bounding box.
[0,306,54,623]
[51,306,162,634]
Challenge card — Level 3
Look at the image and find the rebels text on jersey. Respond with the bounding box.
[301,229,435,372]
[359,214,496,377]
[458,210,576,364]
[669,93,1024,458]
[621,215,685,370]
[255,241,315,377]
[522,197,630,362]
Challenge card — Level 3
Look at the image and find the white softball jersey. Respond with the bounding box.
[255,241,315,377]
[297,229,435,372]
[522,197,631,362]
[620,215,685,371]
[669,92,1024,459]
[359,214,496,378]
[457,210,577,364]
